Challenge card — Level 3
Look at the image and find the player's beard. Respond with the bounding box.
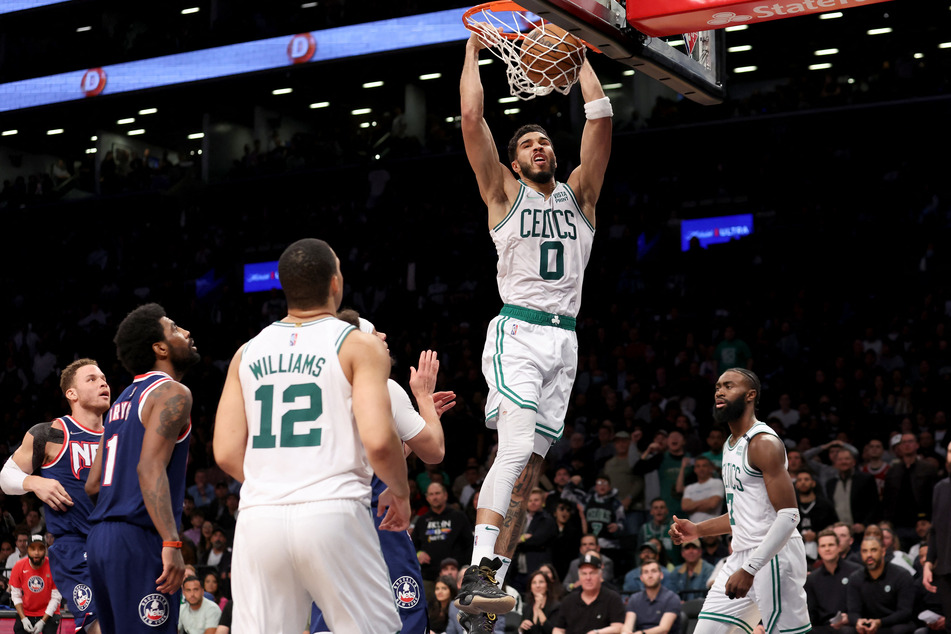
[170,343,201,375]
[29,555,44,567]
[712,394,747,425]
[519,158,555,185]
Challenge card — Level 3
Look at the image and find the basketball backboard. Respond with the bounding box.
[515,0,727,105]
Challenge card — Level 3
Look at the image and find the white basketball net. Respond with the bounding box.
[465,8,586,101]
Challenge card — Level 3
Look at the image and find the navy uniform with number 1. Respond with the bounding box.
[86,371,191,633]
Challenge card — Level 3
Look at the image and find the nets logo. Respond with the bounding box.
[392,576,420,609]
[81,68,107,97]
[287,33,317,64]
[73,584,93,611]
[27,575,45,593]
[138,594,170,627]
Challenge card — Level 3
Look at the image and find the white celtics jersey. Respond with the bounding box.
[492,182,594,317]
[237,317,373,509]
[721,421,789,552]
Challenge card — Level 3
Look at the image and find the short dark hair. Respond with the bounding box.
[183,575,201,586]
[114,303,166,375]
[507,124,550,163]
[60,358,99,395]
[817,527,837,542]
[337,308,361,328]
[278,238,337,310]
[726,367,762,408]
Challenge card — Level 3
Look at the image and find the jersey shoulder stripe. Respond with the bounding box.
[494,183,527,232]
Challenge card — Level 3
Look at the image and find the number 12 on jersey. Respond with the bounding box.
[252,382,323,449]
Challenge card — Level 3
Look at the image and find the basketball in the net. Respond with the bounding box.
[519,24,584,89]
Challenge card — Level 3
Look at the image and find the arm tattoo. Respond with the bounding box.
[156,393,191,440]
[27,423,64,473]
[141,471,179,540]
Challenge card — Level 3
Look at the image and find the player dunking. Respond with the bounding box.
[669,369,810,634]
[0,359,109,634]
[311,309,456,634]
[213,238,411,634]
[84,304,200,633]
[455,24,612,633]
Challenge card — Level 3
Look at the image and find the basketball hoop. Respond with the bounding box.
[463,1,596,101]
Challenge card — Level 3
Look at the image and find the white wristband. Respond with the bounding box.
[584,96,612,119]
[742,507,799,575]
[1,457,29,495]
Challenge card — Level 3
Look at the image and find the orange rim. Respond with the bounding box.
[462,1,601,53]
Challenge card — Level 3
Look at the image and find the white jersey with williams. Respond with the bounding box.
[492,181,594,317]
[238,317,372,510]
[721,420,789,552]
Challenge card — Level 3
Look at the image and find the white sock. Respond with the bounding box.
[495,557,512,587]
[471,524,500,566]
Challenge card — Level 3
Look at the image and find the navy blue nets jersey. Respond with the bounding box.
[88,372,191,528]
[41,416,103,536]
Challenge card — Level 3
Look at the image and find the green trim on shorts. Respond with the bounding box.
[535,426,561,441]
[491,317,538,412]
[779,625,812,634]
[698,612,753,634]
[499,304,576,331]
[485,407,499,422]
[765,557,781,634]
[494,184,526,232]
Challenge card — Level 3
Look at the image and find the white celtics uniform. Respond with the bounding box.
[697,421,810,634]
[231,317,401,634]
[481,181,594,447]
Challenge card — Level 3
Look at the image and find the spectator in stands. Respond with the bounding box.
[544,467,586,517]
[803,439,860,492]
[832,522,863,565]
[0,539,12,578]
[23,509,43,537]
[179,575,222,634]
[0,574,11,607]
[428,575,457,634]
[699,534,729,566]
[5,530,28,580]
[698,426,726,474]
[860,438,890,499]
[603,431,645,537]
[879,523,916,576]
[768,393,800,430]
[583,475,626,554]
[795,470,838,562]
[621,561,680,634]
[805,528,861,633]
[826,449,881,535]
[564,534,616,592]
[515,489,557,589]
[551,501,584,580]
[634,430,689,518]
[203,571,228,610]
[713,326,753,372]
[10,536,59,634]
[679,455,724,525]
[438,558,461,583]
[412,482,472,594]
[184,510,205,546]
[551,553,625,634]
[638,498,678,566]
[846,535,916,634]
[667,538,714,601]
[519,569,561,634]
[196,520,214,560]
[201,527,232,587]
[884,433,941,547]
[188,469,215,509]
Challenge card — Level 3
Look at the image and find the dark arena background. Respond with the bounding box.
[0,0,949,630]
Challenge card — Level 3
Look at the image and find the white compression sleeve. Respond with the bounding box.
[0,457,28,495]
[741,507,800,575]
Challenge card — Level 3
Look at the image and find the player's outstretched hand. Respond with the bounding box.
[669,515,698,545]
[467,22,502,51]
[433,391,456,417]
[378,487,411,532]
[155,545,186,594]
[410,350,439,398]
[29,476,73,511]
